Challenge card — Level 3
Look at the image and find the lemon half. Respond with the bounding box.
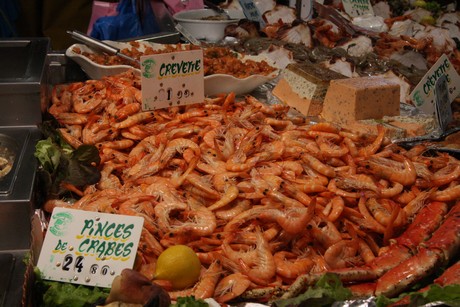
[153,245,201,290]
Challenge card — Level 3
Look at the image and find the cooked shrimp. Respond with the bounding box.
[361,153,416,186]
[323,239,359,269]
[431,162,460,187]
[72,81,107,114]
[430,181,460,202]
[358,125,385,157]
[207,185,239,211]
[112,111,156,129]
[214,272,251,303]
[193,260,222,299]
[215,199,251,221]
[274,251,314,279]
[301,153,336,178]
[259,206,312,235]
[237,227,276,285]
[327,195,345,222]
[58,128,83,149]
[54,112,88,125]
[115,102,141,121]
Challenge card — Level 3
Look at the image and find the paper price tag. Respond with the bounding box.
[342,0,374,17]
[140,49,205,110]
[37,208,144,288]
[410,54,460,116]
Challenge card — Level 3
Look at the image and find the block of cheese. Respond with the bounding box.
[272,63,347,116]
[321,76,400,125]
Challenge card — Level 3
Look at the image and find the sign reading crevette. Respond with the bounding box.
[341,0,374,17]
[410,54,460,116]
[140,49,205,111]
[37,208,144,288]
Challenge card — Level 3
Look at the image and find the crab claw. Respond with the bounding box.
[375,247,442,297]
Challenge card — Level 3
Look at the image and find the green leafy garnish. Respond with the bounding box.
[170,296,209,307]
[41,282,108,307]
[35,121,101,199]
[272,273,352,307]
[376,283,460,307]
[34,268,109,307]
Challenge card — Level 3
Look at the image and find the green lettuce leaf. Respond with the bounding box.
[35,121,101,199]
[35,138,62,173]
[41,282,108,307]
[272,273,352,307]
[376,283,460,307]
[34,268,109,307]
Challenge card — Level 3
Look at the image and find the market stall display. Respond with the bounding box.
[34,65,459,304]
[25,0,460,306]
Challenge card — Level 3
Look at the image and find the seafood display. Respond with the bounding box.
[226,2,460,105]
[43,70,460,304]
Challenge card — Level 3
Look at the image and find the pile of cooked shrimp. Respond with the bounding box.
[45,70,460,304]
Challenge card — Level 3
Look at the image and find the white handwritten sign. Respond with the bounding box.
[298,0,314,20]
[342,0,374,17]
[239,0,266,28]
[37,208,144,288]
[410,54,460,116]
[140,49,205,110]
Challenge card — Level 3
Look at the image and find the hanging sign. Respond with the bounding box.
[37,208,144,288]
[140,49,205,110]
[341,0,374,17]
[410,54,460,116]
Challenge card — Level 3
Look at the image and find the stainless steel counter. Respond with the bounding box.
[0,37,49,307]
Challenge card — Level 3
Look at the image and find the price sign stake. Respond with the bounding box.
[435,75,453,132]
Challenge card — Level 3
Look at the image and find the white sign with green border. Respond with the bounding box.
[410,54,460,116]
[140,49,204,111]
[342,0,374,17]
[37,208,144,288]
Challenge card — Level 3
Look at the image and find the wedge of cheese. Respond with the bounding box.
[344,121,406,141]
[321,76,400,125]
[383,115,437,137]
[344,114,437,140]
[272,63,347,116]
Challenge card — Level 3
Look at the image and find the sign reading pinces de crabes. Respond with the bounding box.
[37,208,144,288]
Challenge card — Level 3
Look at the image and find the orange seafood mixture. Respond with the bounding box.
[203,47,277,78]
[45,70,460,304]
[71,42,199,68]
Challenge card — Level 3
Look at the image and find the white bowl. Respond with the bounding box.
[204,54,280,96]
[173,9,238,43]
[66,41,280,96]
